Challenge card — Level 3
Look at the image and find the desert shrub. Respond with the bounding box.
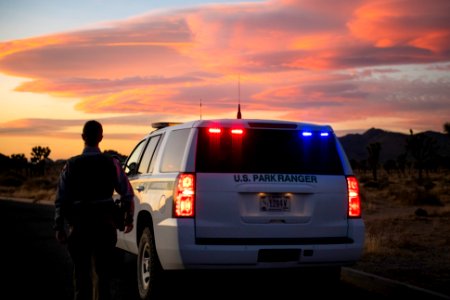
[390,185,410,203]
[363,179,391,190]
[0,186,15,195]
[364,230,401,256]
[11,184,56,201]
[410,188,443,206]
[395,187,442,206]
[417,178,436,190]
[26,177,57,190]
[364,233,384,254]
[363,181,381,189]
[0,174,57,202]
[31,189,56,202]
[356,174,372,184]
[387,176,443,206]
[0,173,26,187]
[397,239,428,252]
[434,175,450,197]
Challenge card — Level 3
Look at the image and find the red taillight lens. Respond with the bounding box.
[231,128,244,135]
[173,173,195,217]
[347,176,361,218]
[208,128,221,134]
[208,127,245,135]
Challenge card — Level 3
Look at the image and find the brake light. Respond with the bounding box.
[208,128,221,134]
[347,176,361,218]
[173,173,195,217]
[208,127,244,135]
[231,128,244,135]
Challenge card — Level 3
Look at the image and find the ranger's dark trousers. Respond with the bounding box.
[67,221,117,300]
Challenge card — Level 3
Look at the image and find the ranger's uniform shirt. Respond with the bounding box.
[54,146,134,231]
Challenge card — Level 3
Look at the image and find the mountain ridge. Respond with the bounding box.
[338,127,450,164]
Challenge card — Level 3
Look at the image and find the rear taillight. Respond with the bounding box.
[347,176,361,218]
[173,173,195,217]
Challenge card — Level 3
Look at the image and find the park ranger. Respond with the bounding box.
[53,120,134,300]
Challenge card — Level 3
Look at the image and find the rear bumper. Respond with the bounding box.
[155,218,365,270]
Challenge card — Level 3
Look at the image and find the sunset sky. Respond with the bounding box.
[1,0,449,160]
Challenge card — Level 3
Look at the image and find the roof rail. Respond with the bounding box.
[151,122,182,130]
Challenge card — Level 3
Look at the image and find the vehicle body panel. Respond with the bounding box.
[115,119,365,271]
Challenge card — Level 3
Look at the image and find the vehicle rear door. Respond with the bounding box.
[194,126,350,242]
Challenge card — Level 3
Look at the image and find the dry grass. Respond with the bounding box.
[354,170,450,296]
[0,164,61,202]
[0,166,449,295]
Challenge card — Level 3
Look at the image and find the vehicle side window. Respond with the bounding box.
[137,135,161,174]
[160,129,190,173]
[124,139,147,176]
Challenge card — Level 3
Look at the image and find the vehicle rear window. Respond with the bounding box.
[195,128,343,174]
[160,129,190,173]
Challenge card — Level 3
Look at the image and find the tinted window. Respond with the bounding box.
[124,139,147,176]
[196,128,343,174]
[160,129,190,173]
[138,135,161,174]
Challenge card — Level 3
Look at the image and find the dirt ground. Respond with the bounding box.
[350,172,450,297]
[1,169,449,297]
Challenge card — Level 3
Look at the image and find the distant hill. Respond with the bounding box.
[338,128,450,163]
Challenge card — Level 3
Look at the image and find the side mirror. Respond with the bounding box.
[126,162,137,176]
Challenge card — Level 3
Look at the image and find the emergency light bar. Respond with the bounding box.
[208,128,244,135]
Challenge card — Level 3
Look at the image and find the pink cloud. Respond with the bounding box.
[0,0,448,135]
[0,115,156,139]
[348,0,450,53]
[15,75,204,96]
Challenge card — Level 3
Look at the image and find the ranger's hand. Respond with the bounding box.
[123,211,134,233]
[124,223,133,233]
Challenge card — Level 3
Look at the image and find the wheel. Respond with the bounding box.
[137,227,162,300]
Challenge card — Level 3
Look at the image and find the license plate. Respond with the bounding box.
[260,194,290,211]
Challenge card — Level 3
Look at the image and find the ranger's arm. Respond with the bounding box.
[54,161,70,243]
[112,158,135,232]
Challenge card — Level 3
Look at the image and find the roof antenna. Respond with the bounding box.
[237,75,242,119]
[200,98,202,120]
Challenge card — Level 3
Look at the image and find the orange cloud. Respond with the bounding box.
[0,0,449,140]
[14,75,204,97]
[0,35,78,59]
[348,0,450,53]
[75,87,180,113]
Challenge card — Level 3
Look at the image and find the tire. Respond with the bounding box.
[137,227,162,300]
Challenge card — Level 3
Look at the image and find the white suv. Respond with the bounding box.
[115,118,365,299]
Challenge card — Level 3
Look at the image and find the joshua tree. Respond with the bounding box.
[10,153,28,174]
[444,122,450,137]
[396,153,408,177]
[30,146,51,175]
[367,142,381,182]
[30,146,50,164]
[405,129,438,182]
